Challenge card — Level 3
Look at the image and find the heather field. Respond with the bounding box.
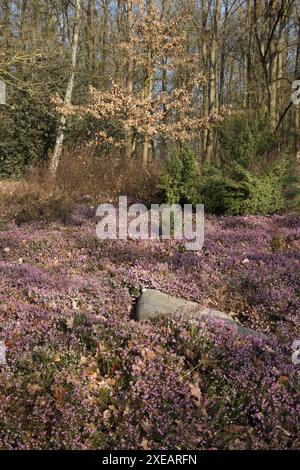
[0,207,299,450]
[1,0,300,458]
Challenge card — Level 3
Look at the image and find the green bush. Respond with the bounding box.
[248,173,285,215]
[158,145,200,205]
[216,108,278,172]
[284,156,300,213]
[0,89,58,178]
[200,170,285,215]
[200,110,287,215]
[200,176,251,215]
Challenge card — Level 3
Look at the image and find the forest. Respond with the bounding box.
[0,0,299,454]
[0,0,299,212]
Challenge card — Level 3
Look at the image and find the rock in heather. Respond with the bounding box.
[135,289,266,339]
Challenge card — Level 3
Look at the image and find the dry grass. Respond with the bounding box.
[0,150,161,225]
[54,149,160,203]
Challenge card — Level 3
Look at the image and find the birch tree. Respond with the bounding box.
[48,0,82,178]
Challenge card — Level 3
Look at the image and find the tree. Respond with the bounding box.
[48,0,82,178]
[0,0,299,181]
[253,0,293,129]
[53,3,227,166]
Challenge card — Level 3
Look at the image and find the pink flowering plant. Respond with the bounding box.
[0,208,299,449]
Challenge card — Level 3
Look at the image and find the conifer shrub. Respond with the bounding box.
[158,145,200,205]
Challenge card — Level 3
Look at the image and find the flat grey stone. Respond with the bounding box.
[135,289,266,340]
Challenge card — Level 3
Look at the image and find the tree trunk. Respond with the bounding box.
[124,0,134,161]
[2,0,10,45]
[142,0,154,167]
[86,0,96,77]
[243,0,251,109]
[269,48,278,129]
[200,0,209,163]
[159,0,169,160]
[101,0,109,82]
[48,0,82,178]
[206,0,220,163]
